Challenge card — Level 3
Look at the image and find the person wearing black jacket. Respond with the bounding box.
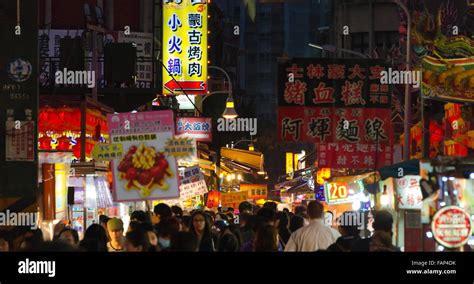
[190,210,216,252]
[327,211,361,252]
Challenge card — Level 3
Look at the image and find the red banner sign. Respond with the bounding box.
[278,106,392,168]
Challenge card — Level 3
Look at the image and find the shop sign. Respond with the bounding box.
[163,0,208,95]
[91,143,124,161]
[432,206,473,248]
[240,184,267,200]
[179,165,204,185]
[324,182,358,205]
[395,175,423,210]
[165,137,196,158]
[179,179,208,200]
[221,191,249,208]
[176,117,212,142]
[107,110,179,201]
[5,120,35,161]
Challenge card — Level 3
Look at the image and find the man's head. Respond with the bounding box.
[307,201,324,220]
[373,210,393,233]
[153,203,172,222]
[294,205,307,216]
[263,201,278,211]
[256,207,277,226]
[239,201,253,214]
[107,218,124,242]
[338,211,361,237]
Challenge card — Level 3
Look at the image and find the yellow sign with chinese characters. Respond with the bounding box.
[165,137,196,158]
[163,0,208,95]
[91,143,124,161]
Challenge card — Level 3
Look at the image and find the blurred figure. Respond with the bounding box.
[256,207,277,226]
[20,229,44,251]
[153,203,172,224]
[79,224,108,252]
[142,222,159,251]
[57,228,79,248]
[285,201,340,252]
[171,206,183,218]
[263,201,278,212]
[289,215,305,233]
[352,210,399,252]
[106,218,125,252]
[190,211,216,252]
[124,230,149,252]
[52,221,66,241]
[327,211,361,252]
[0,237,9,252]
[99,215,111,241]
[238,201,253,215]
[130,210,150,223]
[35,241,77,252]
[170,231,198,252]
[155,217,181,251]
[127,221,144,233]
[276,211,291,249]
[254,225,278,252]
[218,233,239,252]
[181,216,191,232]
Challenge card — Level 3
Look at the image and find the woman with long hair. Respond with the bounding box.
[189,211,216,252]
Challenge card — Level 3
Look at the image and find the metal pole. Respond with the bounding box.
[393,0,411,161]
[209,66,233,97]
[92,30,98,102]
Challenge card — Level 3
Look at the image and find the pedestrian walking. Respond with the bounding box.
[284,201,340,252]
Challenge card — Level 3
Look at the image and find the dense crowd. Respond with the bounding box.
[0,200,399,252]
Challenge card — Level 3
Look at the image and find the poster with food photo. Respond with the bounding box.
[107,110,179,202]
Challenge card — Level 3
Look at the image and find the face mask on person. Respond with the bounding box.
[159,238,171,248]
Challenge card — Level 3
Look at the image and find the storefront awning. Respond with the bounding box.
[220,147,264,171]
[379,159,419,180]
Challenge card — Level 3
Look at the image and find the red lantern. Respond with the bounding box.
[39,136,52,150]
[206,191,221,208]
[56,136,71,150]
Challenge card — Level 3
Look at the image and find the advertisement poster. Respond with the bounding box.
[395,175,423,210]
[163,0,208,95]
[107,110,179,201]
[176,117,212,142]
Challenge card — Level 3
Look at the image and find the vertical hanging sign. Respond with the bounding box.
[163,0,208,95]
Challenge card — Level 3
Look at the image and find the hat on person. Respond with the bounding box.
[107,218,124,231]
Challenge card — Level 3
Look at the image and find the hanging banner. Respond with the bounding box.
[107,111,179,201]
[432,206,472,249]
[163,0,208,95]
[221,191,249,208]
[395,175,423,210]
[278,106,392,168]
[240,184,268,200]
[176,117,212,142]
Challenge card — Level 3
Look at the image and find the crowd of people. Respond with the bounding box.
[0,200,399,252]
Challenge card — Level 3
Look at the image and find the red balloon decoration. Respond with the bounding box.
[56,136,71,151]
[39,136,52,150]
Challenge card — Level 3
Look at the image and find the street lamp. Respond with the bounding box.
[207,66,238,119]
[308,43,370,59]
